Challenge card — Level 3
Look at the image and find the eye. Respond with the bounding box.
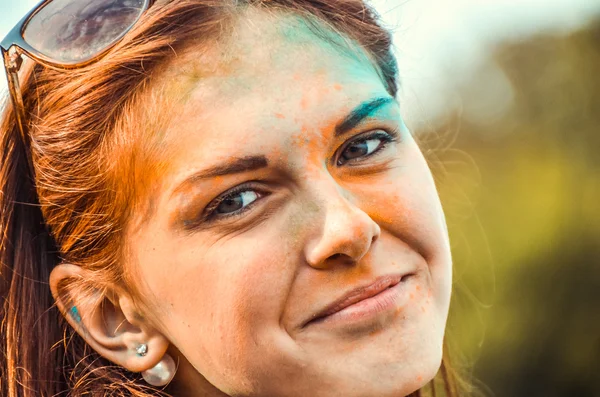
[209,188,262,218]
[181,184,269,230]
[337,130,397,166]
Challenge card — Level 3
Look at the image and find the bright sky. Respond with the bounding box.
[1,0,599,123]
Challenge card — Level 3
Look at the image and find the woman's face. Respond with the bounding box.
[127,11,452,397]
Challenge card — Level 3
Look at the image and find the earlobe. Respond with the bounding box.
[49,263,171,373]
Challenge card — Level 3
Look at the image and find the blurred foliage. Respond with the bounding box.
[421,17,600,397]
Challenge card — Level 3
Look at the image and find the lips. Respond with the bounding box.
[303,273,410,327]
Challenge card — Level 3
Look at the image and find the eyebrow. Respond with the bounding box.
[172,155,268,195]
[334,96,396,137]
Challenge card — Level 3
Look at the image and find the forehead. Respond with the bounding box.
[152,8,390,171]
[158,8,385,109]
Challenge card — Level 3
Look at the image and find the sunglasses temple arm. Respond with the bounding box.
[3,47,37,182]
[3,48,29,147]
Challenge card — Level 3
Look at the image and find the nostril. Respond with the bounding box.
[326,253,356,267]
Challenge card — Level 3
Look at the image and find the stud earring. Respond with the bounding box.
[135,343,148,357]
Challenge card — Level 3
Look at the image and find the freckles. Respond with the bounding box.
[419,286,435,312]
[394,300,408,317]
[415,284,431,313]
[413,284,430,302]
[399,283,434,317]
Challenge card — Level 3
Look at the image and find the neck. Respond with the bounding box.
[166,349,231,397]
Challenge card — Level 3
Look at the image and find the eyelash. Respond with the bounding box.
[202,183,267,223]
[335,129,400,166]
[200,129,400,224]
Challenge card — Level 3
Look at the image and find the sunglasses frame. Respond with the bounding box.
[1,0,156,150]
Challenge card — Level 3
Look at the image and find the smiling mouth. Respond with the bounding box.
[303,273,415,328]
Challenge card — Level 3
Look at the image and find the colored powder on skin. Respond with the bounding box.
[70,306,82,323]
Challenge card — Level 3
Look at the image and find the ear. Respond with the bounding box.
[49,263,170,373]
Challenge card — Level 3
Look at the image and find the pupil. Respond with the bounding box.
[344,142,369,160]
[218,196,243,213]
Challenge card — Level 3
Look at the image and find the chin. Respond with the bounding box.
[363,332,445,396]
[303,342,444,397]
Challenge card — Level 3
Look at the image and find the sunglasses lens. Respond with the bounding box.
[23,0,147,63]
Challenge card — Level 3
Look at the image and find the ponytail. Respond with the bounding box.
[0,72,66,396]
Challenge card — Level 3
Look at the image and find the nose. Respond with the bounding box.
[303,182,381,269]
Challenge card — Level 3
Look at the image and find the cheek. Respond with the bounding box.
[178,249,282,319]
[362,142,452,307]
[152,232,297,378]
[369,150,446,254]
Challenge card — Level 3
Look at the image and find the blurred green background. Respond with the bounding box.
[422,17,600,397]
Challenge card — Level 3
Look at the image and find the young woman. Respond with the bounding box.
[1,0,460,396]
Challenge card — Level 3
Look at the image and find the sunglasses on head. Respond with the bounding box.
[1,0,156,150]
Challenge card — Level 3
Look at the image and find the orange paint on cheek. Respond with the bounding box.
[275,112,286,119]
[366,192,400,225]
